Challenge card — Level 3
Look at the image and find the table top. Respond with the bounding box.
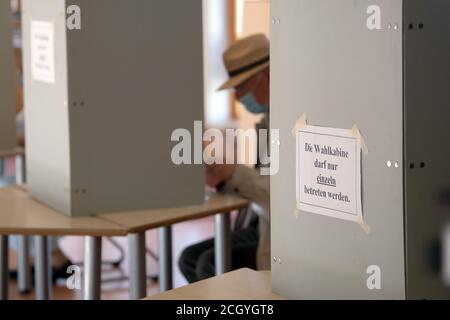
[99,193,249,233]
[0,146,25,159]
[146,268,285,300]
[0,187,127,236]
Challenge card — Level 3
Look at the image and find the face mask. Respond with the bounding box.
[239,93,268,114]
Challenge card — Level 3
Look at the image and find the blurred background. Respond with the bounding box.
[0,0,270,300]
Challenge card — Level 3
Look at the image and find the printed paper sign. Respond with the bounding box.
[31,21,55,84]
[296,125,362,222]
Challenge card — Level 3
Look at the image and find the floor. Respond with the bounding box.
[7,216,216,300]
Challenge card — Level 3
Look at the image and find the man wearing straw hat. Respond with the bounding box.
[179,34,271,283]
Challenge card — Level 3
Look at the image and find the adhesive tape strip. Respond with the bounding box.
[357,216,371,235]
[294,203,301,219]
[293,113,307,218]
[292,113,308,137]
[351,124,369,155]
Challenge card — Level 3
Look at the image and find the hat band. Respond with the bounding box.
[228,56,270,78]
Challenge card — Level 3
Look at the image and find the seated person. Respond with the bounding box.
[179,34,271,283]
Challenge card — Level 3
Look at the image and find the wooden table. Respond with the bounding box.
[146,268,285,300]
[100,194,250,299]
[0,186,249,300]
[0,187,128,300]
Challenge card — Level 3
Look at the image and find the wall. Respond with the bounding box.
[0,0,17,151]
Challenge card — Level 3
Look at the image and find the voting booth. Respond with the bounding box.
[0,0,16,151]
[22,0,205,216]
[271,0,450,299]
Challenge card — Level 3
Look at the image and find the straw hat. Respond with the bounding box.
[218,34,270,91]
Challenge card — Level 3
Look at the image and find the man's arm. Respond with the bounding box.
[220,165,270,220]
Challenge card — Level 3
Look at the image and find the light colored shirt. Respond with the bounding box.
[222,112,271,270]
[222,165,271,270]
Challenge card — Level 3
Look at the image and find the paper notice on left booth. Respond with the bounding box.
[296,125,363,223]
[31,21,55,84]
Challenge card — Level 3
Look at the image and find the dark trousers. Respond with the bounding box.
[179,226,259,283]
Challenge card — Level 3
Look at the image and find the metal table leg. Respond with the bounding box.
[215,213,232,276]
[16,155,31,295]
[35,235,51,300]
[128,232,147,299]
[17,235,31,294]
[158,226,172,292]
[0,235,9,300]
[84,236,102,300]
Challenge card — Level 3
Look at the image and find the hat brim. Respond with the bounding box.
[217,62,270,91]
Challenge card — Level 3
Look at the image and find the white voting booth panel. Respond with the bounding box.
[22,0,205,216]
[0,0,16,151]
[271,0,450,299]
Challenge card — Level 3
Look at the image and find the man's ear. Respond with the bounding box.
[264,66,270,80]
[262,67,270,104]
[261,67,270,90]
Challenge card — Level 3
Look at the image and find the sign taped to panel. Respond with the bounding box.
[296,124,366,226]
[31,20,55,84]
